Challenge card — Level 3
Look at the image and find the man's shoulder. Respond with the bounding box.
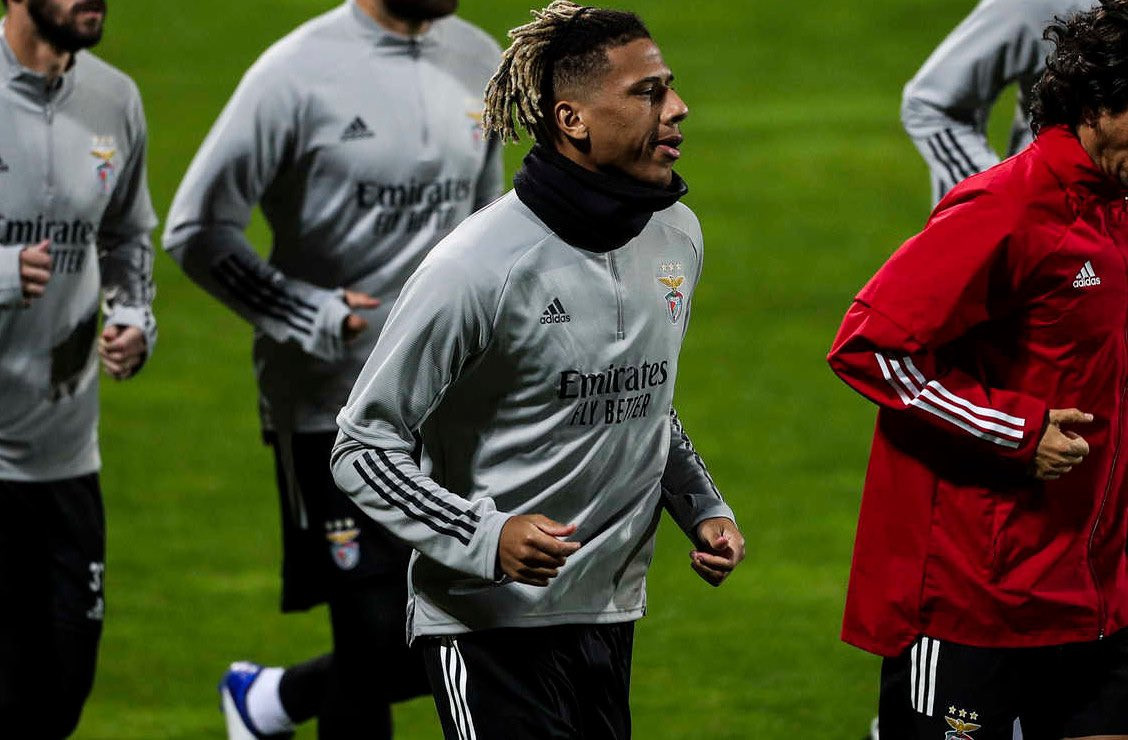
[421,192,560,283]
[248,5,354,77]
[650,201,702,249]
[437,16,502,58]
[74,50,142,102]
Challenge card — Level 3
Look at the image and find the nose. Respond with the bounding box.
[664,88,689,125]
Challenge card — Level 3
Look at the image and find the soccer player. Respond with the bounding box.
[0,0,157,736]
[330,2,745,737]
[828,2,1128,738]
[902,0,1089,206]
[162,0,502,737]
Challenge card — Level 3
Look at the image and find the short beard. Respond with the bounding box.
[382,0,457,23]
[27,0,106,53]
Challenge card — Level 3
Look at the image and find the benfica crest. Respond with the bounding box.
[90,136,116,195]
[325,519,361,570]
[657,261,685,324]
[944,715,981,739]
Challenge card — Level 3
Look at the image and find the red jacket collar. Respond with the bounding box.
[1033,124,1127,201]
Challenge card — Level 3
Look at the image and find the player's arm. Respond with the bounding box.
[162,59,365,362]
[901,0,1044,203]
[661,408,743,586]
[331,253,580,586]
[827,189,1050,466]
[97,87,158,379]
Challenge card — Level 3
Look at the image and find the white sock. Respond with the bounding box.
[245,667,295,734]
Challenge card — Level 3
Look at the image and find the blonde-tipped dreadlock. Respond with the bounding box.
[483,1,650,144]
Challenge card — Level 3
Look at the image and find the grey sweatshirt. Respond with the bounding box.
[163,1,503,433]
[0,21,157,481]
[901,0,1089,205]
[332,191,735,640]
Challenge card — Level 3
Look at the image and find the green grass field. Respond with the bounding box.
[77,1,1016,736]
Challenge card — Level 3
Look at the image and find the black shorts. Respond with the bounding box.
[267,430,409,612]
[879,631,1128,739]
[421,622,635,740]
[0,474,105,718]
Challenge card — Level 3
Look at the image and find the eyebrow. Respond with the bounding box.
[634,73,675,87]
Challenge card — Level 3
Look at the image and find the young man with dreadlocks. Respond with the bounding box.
[330,2,745,737]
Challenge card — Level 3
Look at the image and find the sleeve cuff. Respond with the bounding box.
[103,304,158,367]
[0,246,23,306]
[304,290,350,362]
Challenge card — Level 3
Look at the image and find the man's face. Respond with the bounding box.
[27,0,106,52]
[382,0,457,22]
[564,38,689,187]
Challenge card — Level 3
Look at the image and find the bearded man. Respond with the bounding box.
[163,1,503,737]
[0,0,158,736]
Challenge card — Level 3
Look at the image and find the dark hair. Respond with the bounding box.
[1032,0,1128,132]
[484,1,650,144]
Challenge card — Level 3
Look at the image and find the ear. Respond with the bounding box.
[553,99,589,142]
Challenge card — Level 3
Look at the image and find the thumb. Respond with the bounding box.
[344,290,381,309]
[32,239,50,252]
[101,323,121,342]
[533,516,577,538]
[1050,408,1094,426]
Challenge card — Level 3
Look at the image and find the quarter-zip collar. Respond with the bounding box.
[0,17,77,106]
[348,0,444,52]
[513,144,689,253]
[1035,124,1128,204]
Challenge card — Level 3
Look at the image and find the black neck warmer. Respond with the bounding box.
[513,144,689,252]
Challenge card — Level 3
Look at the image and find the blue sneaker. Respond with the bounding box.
[219,661,294,740]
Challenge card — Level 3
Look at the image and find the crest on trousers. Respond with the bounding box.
[657,261,685,324]
[325,519,361,570]
[944,709,981,739]
[90,136,116,195]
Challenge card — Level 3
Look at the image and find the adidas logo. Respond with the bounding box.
[341,116,375,142]
[1073,260,1102,288]
[0,156,8,173]
[540,297,572,324]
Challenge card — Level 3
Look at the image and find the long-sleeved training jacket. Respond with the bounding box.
[0,21,157,480]
[828,125,1128,656]
[332,191,735,641]
[163,1,503,432]
[901,0,1088,206]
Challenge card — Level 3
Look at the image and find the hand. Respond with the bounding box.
[1032,408,1093,481]
[497,514,582,587]
[691,517,745,587]
[19,240,51,302]
[98,324,147,380]
[341,290,380,342]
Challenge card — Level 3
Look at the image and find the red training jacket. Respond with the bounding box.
[828,125,1128,657]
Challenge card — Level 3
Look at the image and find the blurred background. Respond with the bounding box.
[83,0,1021,736]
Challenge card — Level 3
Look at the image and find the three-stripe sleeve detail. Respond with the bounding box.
[909,636,940,717]
[440,641,478,740]
[943,129,979,177]
[925,135,962,188]
[209,254,318,335]
[352,450,479,546]
[874,353,1025,449]
[670,409,723,500]
[927,131,973,181]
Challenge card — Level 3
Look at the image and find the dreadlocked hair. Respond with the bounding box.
[483,1,650,145]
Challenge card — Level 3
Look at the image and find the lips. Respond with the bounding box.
[654,134,683,160]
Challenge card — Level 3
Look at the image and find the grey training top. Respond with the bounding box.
[901,0,1089,205]
[0,21,157,481]
[332,191,736,640]
[163,0,503,433]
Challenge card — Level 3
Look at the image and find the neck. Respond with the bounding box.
[3,8,71,82]
[355,0,430,37]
